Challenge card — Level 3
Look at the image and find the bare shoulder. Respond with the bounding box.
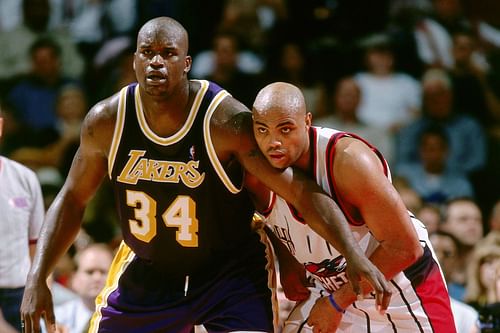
[209,95,255,157]
[81,92,121,156]
[333,137,385,179]
[335,137,380,167]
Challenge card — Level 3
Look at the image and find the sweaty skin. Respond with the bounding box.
[20,18,391,333]
[251,82,422,333]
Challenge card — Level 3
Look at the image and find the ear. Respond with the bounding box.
[184,55,192,74]
[305,112,312,128]
[0,117,3,139]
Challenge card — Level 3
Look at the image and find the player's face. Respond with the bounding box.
[134,26,191,97]
[253,108,311,170]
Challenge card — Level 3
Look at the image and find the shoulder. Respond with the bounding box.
[207,94,255,159]
[332,137,385,178]
[211,94,253,138]
[81,91,121,154]
[0,156,37,180]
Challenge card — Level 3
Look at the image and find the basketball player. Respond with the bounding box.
[250,82,456,332]
[20,18,391,333]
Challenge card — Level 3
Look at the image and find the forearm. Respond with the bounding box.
[333,241,423,309]
[28,192,85,283]
[300,190,362,261]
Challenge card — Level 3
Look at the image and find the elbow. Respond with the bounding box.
[402,241,424,268]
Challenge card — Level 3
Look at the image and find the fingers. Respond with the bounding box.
[367,274,392,313]
[375,280,392,313]
[349,274,362,299]
[43,310,57,333]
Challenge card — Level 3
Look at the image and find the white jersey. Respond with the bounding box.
[262,127,456,333]
[0,156,44,288]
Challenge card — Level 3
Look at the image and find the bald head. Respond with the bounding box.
[137,16,189,52]
[253,82,306,117]
[252,82,312,170]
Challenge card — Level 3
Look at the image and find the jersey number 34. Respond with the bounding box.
[126,190,199,247]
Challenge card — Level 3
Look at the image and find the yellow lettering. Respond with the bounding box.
[117,150,146,184]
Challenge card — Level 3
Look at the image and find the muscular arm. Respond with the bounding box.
[21,98,117,333]
[329,138,423,308]
[212,98,389,297]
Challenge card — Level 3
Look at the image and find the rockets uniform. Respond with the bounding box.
[89,80,273,333]
[262,127,456,333]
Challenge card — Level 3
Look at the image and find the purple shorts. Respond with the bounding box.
[88,243,274,333]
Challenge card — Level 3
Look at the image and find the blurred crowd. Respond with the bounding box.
[0,0,499,332]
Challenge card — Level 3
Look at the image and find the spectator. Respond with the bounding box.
[450,29,495,126]
[314,76,395,165]
[441,197,484,300]
[429,230,479,333]
[195,31,263,108]
[489,200,500,232]
[264,40,327,117]
[9,84,87,171]
[396,68,487,174]
[396,123,474,204]
[354,33,421,133]
[0,103,45,331]
[0,99,33,157]
[50,243,113,333]
[431,0,471,36]
[0,0,84,80]
[7,37,78,138]
[464,238,500,329]
[416,202,442,235]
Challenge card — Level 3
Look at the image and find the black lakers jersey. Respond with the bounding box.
[108,80,260,278]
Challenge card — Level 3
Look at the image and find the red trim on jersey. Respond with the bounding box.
[324,131,390,227]
[310,127,318,181]
[412,263,457,332]
[29,239,38,245]
[286,201,306,224]
[259,192,277,218]
[326,133,364,226]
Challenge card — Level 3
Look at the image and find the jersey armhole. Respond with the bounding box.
[107,86,128,179]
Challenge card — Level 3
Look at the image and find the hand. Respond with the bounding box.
[55,324,69,333]
[345,254,392,313]
[20,279,56,333]
[279,257,311,302]
[307,296,343,333]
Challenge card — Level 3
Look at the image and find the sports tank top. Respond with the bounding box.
[108,80,258,277]
[262,127,412,292]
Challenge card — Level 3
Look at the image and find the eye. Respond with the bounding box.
[256,127,267,134]
[142,49,153,56]
[281,127,291,134]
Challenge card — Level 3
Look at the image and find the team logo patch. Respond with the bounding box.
[305,256,349,293]
[9,197,28,208]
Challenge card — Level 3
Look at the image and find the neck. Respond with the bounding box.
[140,81,192,137]
[295,142,311,174]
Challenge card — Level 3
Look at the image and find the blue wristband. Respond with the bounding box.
[328,294,345,313]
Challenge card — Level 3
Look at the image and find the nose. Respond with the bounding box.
[150,53,165,68]
[268,136,282,149]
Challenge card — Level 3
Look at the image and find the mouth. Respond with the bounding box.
[146,72,167,84]
[267,151,287,163]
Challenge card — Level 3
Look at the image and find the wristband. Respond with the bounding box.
[328,294,345,313]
